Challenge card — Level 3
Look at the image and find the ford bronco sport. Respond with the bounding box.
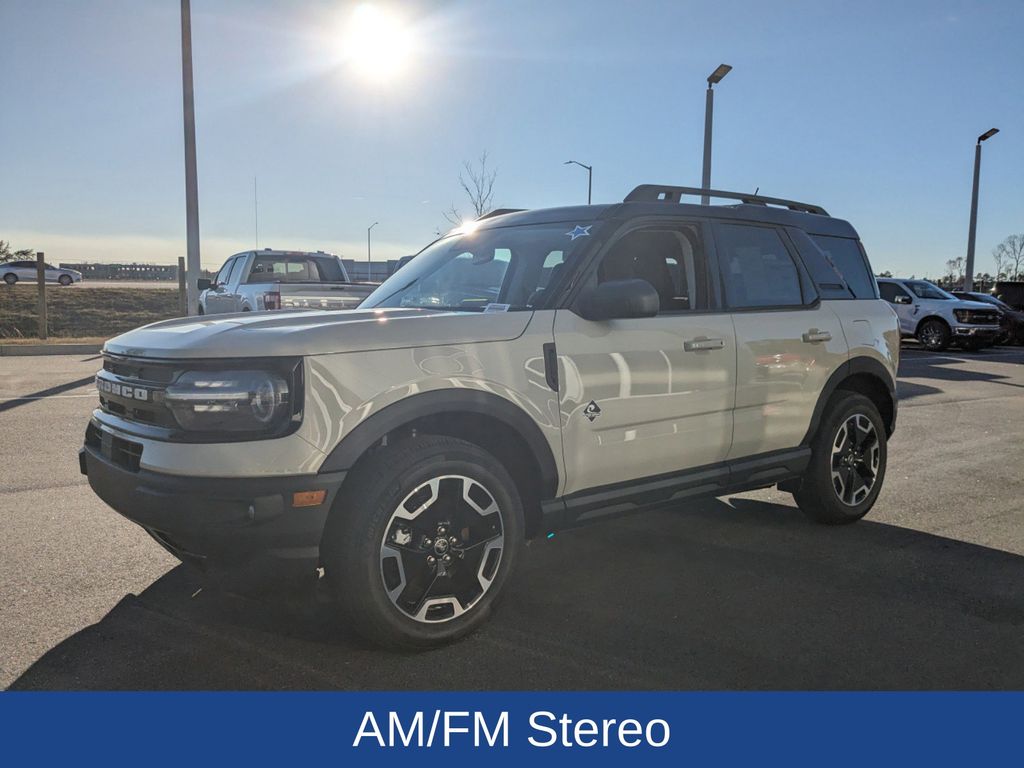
[81,185,900,649]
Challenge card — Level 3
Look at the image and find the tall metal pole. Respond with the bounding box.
[964,144,983,292]
[587,166,592,205]
[181,0,202,315]
[701,85,714,205]
[367,222,378,282]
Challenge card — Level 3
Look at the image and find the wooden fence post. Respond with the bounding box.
[36,252,47,340]
[177,256,187,316]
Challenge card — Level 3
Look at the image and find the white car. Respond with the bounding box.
[1,260,82,286]
[876,277,1001,352]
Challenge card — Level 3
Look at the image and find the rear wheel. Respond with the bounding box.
[322,435,524,650]
[792,391,887,524]
[916,318,950,352]
[3,273,16,285]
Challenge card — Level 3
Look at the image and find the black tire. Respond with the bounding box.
[58,274,72,286]
[322,435,524,650]
[792,391,887,525]
[916,318,950,352]
[3,273,16,285]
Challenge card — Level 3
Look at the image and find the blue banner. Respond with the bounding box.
[2,692,1020,766]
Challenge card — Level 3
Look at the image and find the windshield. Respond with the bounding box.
[362,221,601,312]
[906,280,953,300]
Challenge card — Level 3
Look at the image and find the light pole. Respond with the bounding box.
[367,221,378,282]
[964,127,999,292]
[563,160,592,204]
[701,63,732,205]
[180,0,201,315]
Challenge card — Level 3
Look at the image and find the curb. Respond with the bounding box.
[0,343,103,357]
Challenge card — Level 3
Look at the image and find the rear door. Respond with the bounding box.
[713,222,848,459]
[555,219,736,495]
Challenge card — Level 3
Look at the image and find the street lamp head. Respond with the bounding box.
[707,63,732,85]
[978,128,999,143]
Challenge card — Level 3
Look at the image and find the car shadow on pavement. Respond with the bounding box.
[10,497,1023,691]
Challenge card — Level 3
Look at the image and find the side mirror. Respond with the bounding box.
[577,279,660,321]
[197,278,212,291]
[893,294,912,305]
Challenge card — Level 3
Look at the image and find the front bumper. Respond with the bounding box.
[952,325,1001,340]
[80,442,346,587]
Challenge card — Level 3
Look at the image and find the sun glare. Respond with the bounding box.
[344,4,414,82]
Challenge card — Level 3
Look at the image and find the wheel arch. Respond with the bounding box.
[318,389,560,537]
[802,357,897,443]
[914,313,951,334]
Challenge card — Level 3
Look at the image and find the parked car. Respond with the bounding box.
[198,250,376,314]
[876,278,1001,351]
[952,291,1024,345]
[82,184,899,649]
[994,281,1024,311]
[1,260,82,286]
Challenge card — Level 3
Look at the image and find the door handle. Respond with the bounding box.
[683,337,725,352]
[802,329,832,343]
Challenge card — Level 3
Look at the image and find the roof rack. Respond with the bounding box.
[624,185,828,216]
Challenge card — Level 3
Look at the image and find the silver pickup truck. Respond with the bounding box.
[198,249,376,314]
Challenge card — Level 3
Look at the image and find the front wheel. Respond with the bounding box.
[322,435,524,650]
[792,391,887,524]
[58,274,73,286]
[916,318,950,352]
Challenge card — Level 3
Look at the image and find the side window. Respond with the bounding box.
[716,224,804,309]
[213,257,235,286]
[804,235,877,299]
[227,255,249,286]
[596,224,707,312]
[878,282,909,304]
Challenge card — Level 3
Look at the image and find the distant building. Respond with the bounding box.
[59,262,179,281]
[341,258,412,283]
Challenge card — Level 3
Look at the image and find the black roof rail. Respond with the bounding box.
[624,185,828,216]
[476,208,525,220]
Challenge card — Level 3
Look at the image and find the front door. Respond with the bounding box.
[555,221,736,496]
[878,281,917,334]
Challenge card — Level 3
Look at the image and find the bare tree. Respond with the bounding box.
[0,240,34,263]
[442,151,497,227]
[993,234,1024,281]
[944,256,964,286]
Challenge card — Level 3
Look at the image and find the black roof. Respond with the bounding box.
[475,185,858,239]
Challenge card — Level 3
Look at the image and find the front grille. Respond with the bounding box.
[963,310,1000,325]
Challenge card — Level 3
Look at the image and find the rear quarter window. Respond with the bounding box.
[799,233,878,300]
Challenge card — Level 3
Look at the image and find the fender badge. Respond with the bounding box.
[583,400,602,422]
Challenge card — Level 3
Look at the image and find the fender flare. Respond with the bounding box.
[802,357,897,444]
[317,389,560,499]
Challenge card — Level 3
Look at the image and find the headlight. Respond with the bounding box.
[165,369,292,433]
[954,309,969,323]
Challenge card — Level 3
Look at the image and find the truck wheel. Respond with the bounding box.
[3,273,16,285]
[792,391,887,525]
[916,318,950,352]
[322,435,524,650]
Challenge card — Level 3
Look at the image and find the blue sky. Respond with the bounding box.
[1,0,1021,276]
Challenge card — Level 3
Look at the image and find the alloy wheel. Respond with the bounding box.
[830,413,880,506]
[379,475,504,623]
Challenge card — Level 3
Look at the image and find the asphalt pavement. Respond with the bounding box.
[1,346,1022,690]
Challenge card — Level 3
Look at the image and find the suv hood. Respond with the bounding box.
[103,307,533,360]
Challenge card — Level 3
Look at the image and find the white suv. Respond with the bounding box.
[876,278,1001,352]
[81,185,900,649]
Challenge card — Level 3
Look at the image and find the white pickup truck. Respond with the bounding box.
[198,249,376,314]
